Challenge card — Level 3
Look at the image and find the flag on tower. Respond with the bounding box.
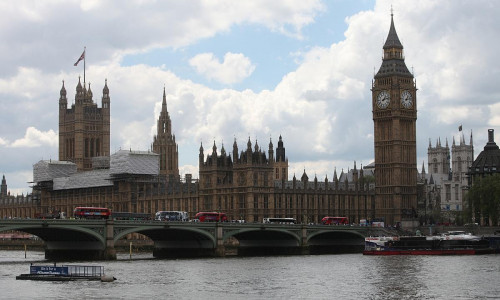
[459,124,462,131]
[74,50,85,66]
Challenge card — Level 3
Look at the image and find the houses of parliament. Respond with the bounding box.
[1,14,426,227]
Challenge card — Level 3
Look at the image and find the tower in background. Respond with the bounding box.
[58,78,110,171]
[151,88,180,180]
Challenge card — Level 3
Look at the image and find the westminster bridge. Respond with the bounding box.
[0,219,396,260]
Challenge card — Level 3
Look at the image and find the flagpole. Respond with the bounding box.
[83,46,86,85]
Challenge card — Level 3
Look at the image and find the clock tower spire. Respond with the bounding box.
[372,12,418,227]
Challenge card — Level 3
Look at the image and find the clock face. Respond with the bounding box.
[401,90,413,108]
[376,90,390,109]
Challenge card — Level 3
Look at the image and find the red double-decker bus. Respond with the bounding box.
[194,212,228,222]
[73,207,112,219]
[321,216,349,225]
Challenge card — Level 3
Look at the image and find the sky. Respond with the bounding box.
[1,0,500,196]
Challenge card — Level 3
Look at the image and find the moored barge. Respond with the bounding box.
[364,231,496,255]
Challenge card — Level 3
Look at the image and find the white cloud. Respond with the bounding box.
[189,52,256,85]
[10,127,58,148]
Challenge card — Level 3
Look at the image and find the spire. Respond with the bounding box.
[76,76,82,91]
[221,142,226,156]
[422,161,426,175]
[383,11,403,50]
[470,129,473,146]
[429,138,432,148]
[301,169,308,182]
[103,79,109,95]
[162,86,167,108]
[87,82,93,100]
[60,80,67,97]
[375,10,412,78]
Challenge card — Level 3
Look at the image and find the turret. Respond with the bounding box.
[102,79,110,110]
[268,138,274,162]
[59,80,67,111]
[232,138,238,163]
[199,142,204,166]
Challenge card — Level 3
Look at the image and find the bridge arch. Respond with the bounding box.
[223,227,302,244]
[0,223,106,245]
[113,225,216,247]
[307,229,366,242]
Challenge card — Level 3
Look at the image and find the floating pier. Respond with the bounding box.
[16,264,115,282]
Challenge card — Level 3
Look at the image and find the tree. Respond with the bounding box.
[465,174,500,226]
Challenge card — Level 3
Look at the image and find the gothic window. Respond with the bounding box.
[239,195,245,209]
[85,138,89,157]
[457,157,462,172]
[204,196,211,210]
[445,184,451,202]
[276,168,279,179]
[254,195,258,209]
[433,158,438,174]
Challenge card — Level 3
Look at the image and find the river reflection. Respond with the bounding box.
[1,251,499,299]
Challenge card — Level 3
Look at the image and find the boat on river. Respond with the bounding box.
[16,264,115,281]
[363,231,495,255]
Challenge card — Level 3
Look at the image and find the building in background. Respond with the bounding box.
[466,129,500,225]
[417,131,474,224]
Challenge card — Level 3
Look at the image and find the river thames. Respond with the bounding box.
[1,250,499,299]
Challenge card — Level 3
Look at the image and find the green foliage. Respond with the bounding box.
[363,175,375,184]
[465,174,500,225]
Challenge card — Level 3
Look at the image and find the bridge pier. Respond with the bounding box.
[104,220,117,260]
[215,223,225,257]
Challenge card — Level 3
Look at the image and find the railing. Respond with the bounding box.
[65,265,104,277]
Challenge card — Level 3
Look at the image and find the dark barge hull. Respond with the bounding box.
[16,274,102,281]
[364,236,497,255]
[363,248,496,255]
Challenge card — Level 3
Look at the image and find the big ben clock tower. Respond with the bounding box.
[372,12,417,227]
